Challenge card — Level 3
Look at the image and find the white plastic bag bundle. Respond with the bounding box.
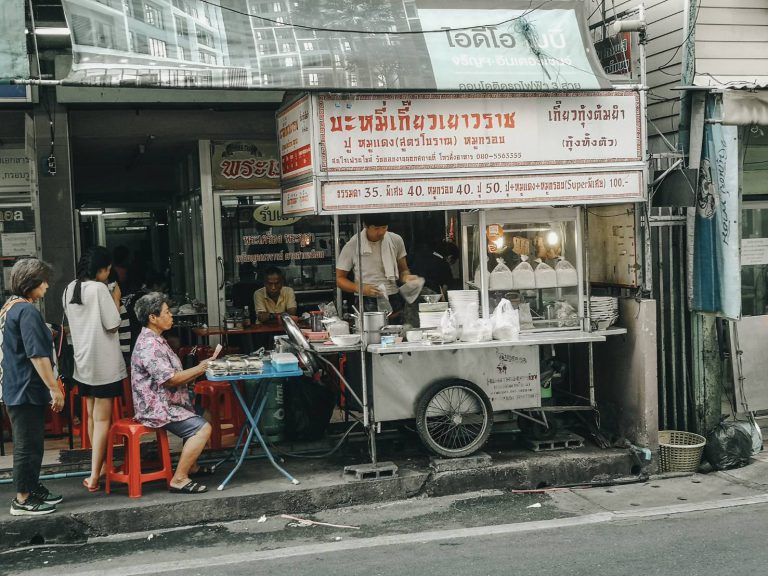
[512,256,535,289]
[489,258,515,291]
[491,299,520,340]
[439,309,458,342]
[555,257,578,287]
[460,318,492,342]
[534,258,557,288]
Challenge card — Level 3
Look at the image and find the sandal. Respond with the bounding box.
[169,481,208,494]
[190,466,215,478]
[82,478,100,493]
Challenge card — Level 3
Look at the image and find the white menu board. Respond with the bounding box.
[1,232,36,256]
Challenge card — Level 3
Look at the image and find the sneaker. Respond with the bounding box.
[10,495,56,516]
[30,483,63,505]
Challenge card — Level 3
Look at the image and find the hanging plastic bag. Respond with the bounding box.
[399,276,425,304]
[534,258,557,288]
[489,258,515,291]
[555,299,579,327]
[512,256,535,289]
[518,302,534,330]
[376,283,392,315]
[555,257,578,287]
[439,309,458,342]
[491,298,520,340]
[704,419,753,470]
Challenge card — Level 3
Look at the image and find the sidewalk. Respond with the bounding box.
[0,439,638,552]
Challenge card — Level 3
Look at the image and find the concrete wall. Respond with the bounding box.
[594,298,659,448]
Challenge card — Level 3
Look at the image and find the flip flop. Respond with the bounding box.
[82,478,100,492]
[169,481,208,494]
[190,466,215,478]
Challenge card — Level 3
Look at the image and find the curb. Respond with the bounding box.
[0,450,635,552]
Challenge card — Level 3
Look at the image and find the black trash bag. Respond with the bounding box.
[283,376,336,441]
[704,419,752,470]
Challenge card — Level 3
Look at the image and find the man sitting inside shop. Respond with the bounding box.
[254,266,297,323]
[335,214,418,318]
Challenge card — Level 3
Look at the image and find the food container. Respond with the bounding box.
[207,359,229,377]
[325,319,350,336]
[243,358,264,374]
[271,352,299,373]
[405,329,424,342]
[330,334,361,347]
[224,356,247,375]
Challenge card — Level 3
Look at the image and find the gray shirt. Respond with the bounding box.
[63,280,127,385]
[337,231,406,296]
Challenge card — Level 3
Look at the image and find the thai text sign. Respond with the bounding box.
[319,92,641,175]
[211,141,280,190]
[282,181,318,217]
[0,148,30,191]
[321,170,644,213]
[277,96,313,181]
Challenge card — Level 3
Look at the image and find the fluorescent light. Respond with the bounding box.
[80,209,104,216]
[34,27,70,36]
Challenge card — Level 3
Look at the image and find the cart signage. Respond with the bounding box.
[321,170,644,213]
[277,95,314,181]
[282,180,317,217]
[485,348,541,409]
[318,92,641,175]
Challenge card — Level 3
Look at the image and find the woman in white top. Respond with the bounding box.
[63,246,127,492]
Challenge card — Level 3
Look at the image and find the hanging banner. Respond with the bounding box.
[59,0,610,91]
[692,97,740,319]
[210,141,280,190]
[0,1,28,82]
[318,92,642,175]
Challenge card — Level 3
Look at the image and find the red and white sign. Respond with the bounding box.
[321,171,644,214]
[318,92,642,175]
[282,180,317,216]
[277,95,313,181]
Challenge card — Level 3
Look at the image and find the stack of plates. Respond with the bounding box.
[590,296,619,329]
[447,290,480,326]
[419,311,446,329]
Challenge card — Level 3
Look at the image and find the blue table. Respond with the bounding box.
[207,364,304,490]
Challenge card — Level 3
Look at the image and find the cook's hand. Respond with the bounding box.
[50,389,65,413]
[361,284,381,297]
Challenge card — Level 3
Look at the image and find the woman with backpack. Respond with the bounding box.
[63,246,126,492]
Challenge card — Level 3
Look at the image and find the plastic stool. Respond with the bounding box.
[194,380,241,450]
[105,419,173,498]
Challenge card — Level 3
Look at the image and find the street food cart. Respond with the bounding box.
[277,90,646,462]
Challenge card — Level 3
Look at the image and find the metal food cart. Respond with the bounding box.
[277,88,646,464]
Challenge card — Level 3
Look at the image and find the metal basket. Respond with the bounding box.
[658,430,706,473]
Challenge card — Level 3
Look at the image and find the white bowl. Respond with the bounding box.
[406,329,424,342]
[331,334,361,347]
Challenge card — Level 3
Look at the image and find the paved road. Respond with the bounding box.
[6,484,767,576]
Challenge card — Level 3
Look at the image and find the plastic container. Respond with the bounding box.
[270,352,299,373]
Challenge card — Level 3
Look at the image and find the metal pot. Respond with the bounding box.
[355,311,389,344]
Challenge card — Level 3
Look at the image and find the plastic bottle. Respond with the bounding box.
[243,305,251,327]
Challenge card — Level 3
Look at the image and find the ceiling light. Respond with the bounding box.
[545,230,559,247]
[34,27,71,36]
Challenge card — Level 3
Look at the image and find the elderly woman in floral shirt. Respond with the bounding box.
[130,292,212,494]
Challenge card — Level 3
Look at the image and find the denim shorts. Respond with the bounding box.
[163,415,208,440]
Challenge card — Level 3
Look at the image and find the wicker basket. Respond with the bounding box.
[658,430,706,473]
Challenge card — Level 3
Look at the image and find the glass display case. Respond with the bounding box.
[460,207,584,332]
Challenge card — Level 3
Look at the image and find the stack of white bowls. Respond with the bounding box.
[447,290,480,329]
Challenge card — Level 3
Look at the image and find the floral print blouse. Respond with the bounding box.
[130,327,194,428]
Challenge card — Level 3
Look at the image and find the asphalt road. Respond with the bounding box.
[5,488,766,576]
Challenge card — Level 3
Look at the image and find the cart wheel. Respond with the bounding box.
[415,379,493,458]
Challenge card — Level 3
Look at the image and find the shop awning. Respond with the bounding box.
[0,0,29,82]
[59,0,611,91]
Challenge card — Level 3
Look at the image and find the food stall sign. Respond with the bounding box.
[318,91,642,176]
[282,179,318,217]
[252,202,300,227]
[321,170,644,214]
[277,95,314,181]
[211,141,280,190]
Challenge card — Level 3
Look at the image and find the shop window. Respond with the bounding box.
[199,51,217,65]
[303,41,314,51]
[197,29,214,48]
[285,57,294,67]
[175,15,188,37]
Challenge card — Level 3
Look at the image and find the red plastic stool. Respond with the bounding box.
[194,380,241,450]
[105,419,173,498]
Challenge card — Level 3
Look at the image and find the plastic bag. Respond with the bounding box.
[439,310,458,342]
[491,298,520,340]
[460,318,492,342]
[555,300,579,327]
[376,283,392,315]
[555,257,578,287]
[704,419,753,470]
[512,256,535,289]
[489,258,515,291]
[518,303,535,330]
[534,258,557,288]
[399,276,425,304]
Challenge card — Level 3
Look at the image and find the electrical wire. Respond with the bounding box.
[200,0,552,35]
[655,0,701,77]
